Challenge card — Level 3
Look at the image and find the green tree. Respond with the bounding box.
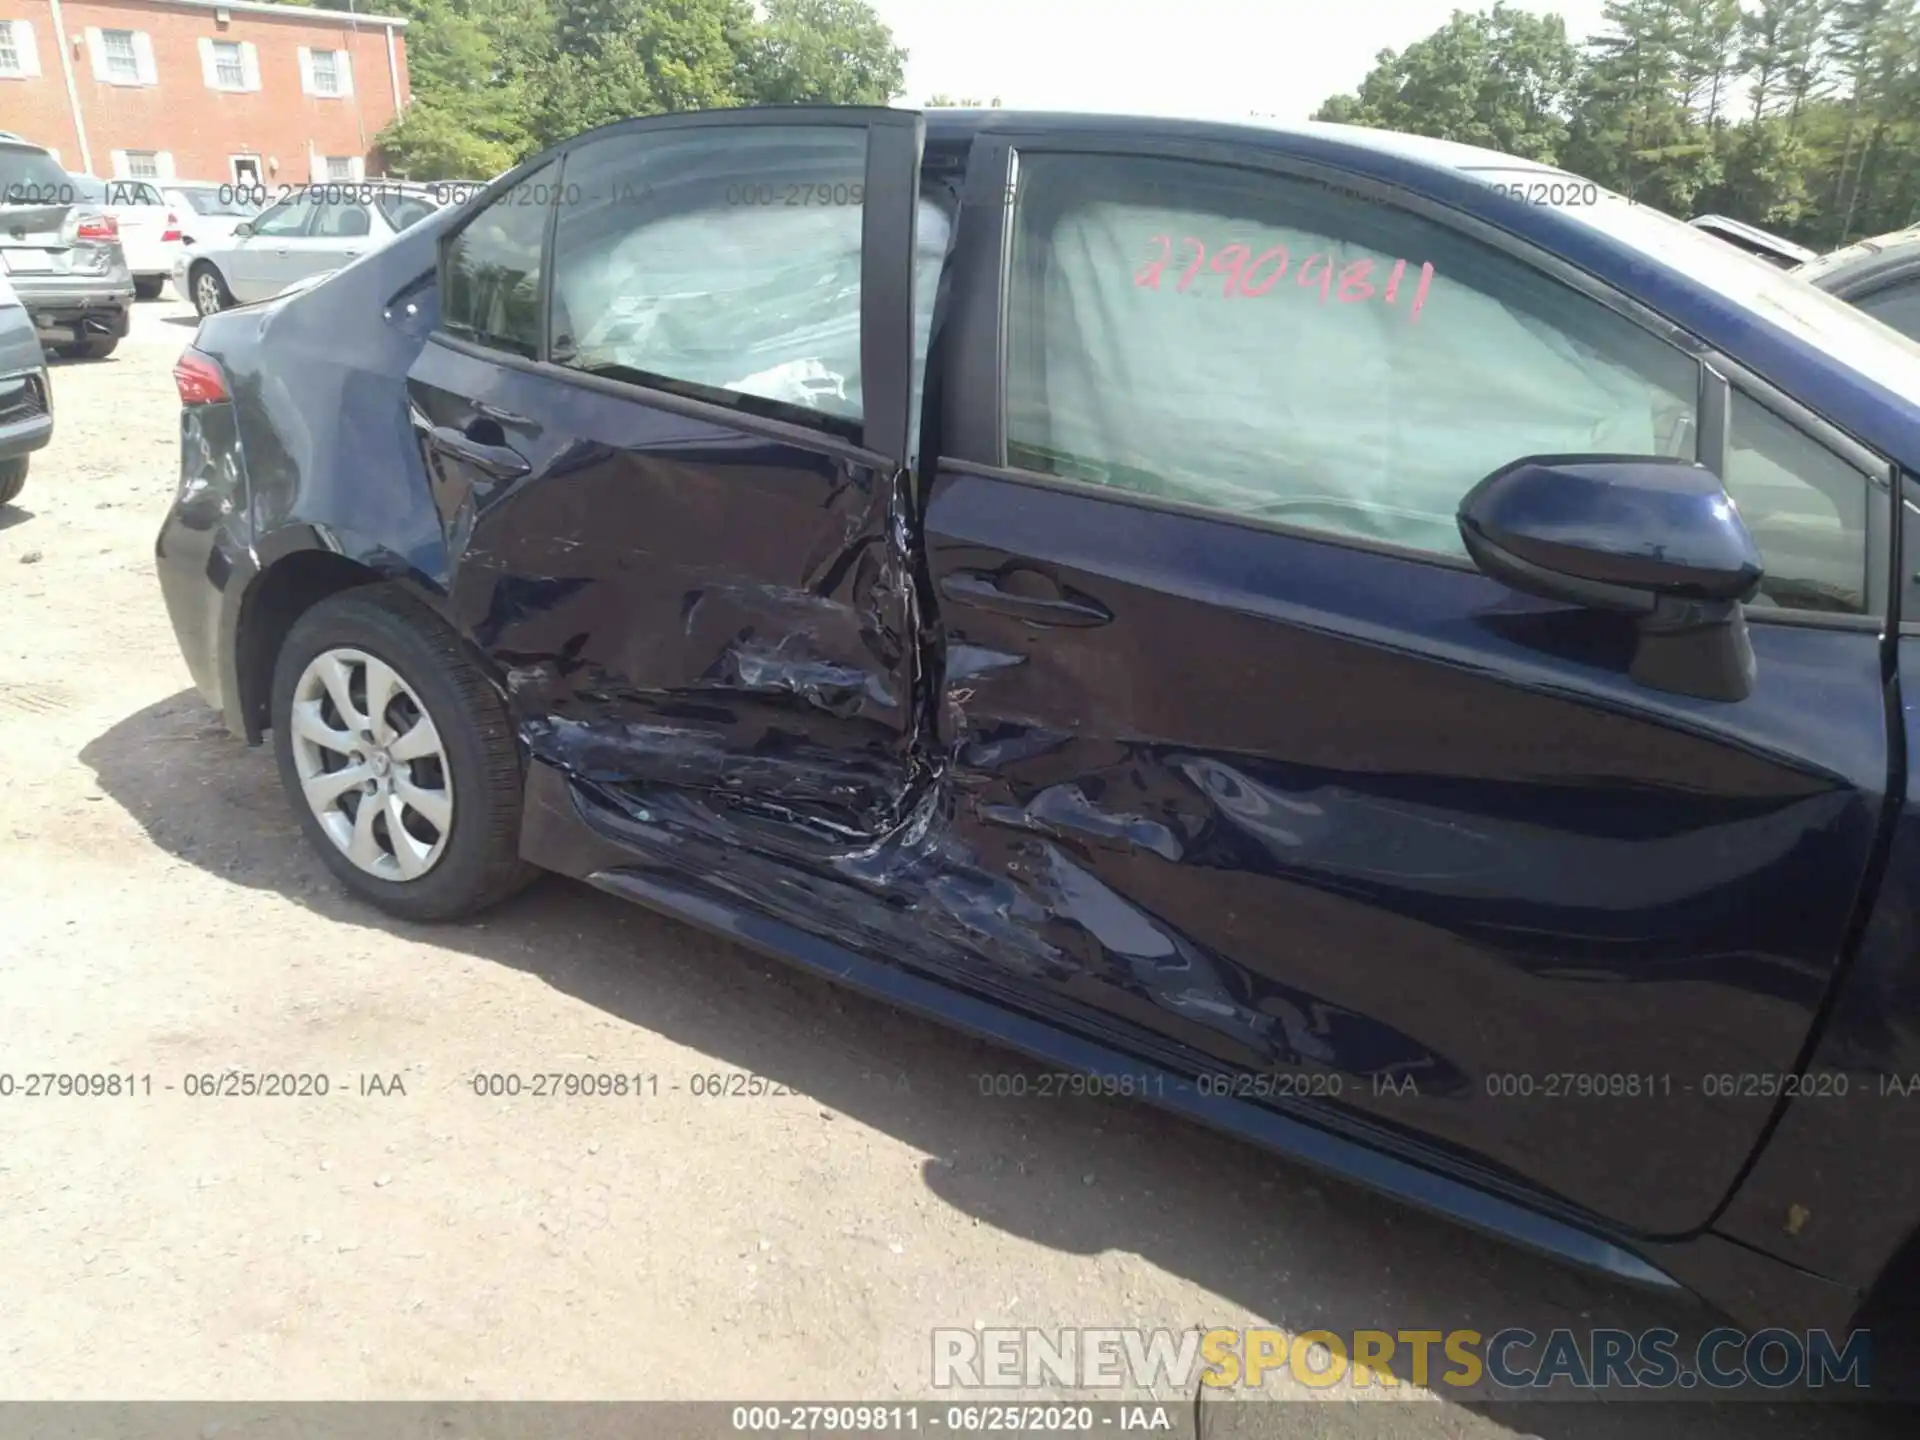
[531,0,752,146]
[737,0,908,105]
[1310,4,1578,162]
[375,0,541,177]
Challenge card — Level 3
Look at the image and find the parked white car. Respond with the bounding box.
[162,182,262,249]
[70,176,182,298]
[175,183,444,316]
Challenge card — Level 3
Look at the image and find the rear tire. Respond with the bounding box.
[270,583,538,922]
[0,457,24,508]
[56,337,118,361]
[134,276,164,300]
[190,263,232,318]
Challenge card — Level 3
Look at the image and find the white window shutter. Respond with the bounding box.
[296,46,313,95]
[12,21,41,78]
[132,31,156,84]
[336,52,354,98]
[349,156,364,181]
[197,37,217,88]
[84,27,107,81]
[109,148,128,178]
[240,42,260,92]
[157,151,176,181]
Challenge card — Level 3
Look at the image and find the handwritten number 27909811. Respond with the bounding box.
[1135,235,1434,321]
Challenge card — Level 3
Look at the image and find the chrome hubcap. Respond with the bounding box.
[289,647,453,881]
[196,273,219,313]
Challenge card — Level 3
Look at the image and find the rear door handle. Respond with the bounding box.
[940,568,1113,627]
[429,424,531,481]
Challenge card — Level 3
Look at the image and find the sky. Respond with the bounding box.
[874,0,1614,122]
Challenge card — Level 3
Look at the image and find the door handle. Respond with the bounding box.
[939,568,1113,627]
[429,424,531,481]
[275,247,289,256]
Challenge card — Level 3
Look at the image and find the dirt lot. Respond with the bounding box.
[0,298,1901,1438]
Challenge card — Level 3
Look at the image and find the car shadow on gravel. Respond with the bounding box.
[79,690,1904,1440]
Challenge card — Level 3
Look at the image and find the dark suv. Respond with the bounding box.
[0,137,134,359]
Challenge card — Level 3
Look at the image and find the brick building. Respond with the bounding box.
[0,0,409,185]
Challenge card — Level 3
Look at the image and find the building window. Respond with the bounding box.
[102,28,139,83]
[212,39,243,88]
[123,151,159,180]
[325,156,355,181]
[310,49,340,95]
[0,21,22,77]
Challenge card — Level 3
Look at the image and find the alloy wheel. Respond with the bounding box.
[288,647,454,881]
[194,271,224,316]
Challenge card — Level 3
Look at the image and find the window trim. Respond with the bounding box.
[431,106,925,462]
[426,331,907,481]
[958,130,1888,628]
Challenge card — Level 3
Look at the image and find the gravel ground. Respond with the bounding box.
[0,296,1904,1439]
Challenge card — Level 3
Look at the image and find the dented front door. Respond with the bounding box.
[405,109,927,840]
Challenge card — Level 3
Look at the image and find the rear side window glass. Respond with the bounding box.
[377,194,436,232]
[253,196,315,237]
[311,203,370,239]
[1003,153,1700,559]
[441,162,556,360]
[548,126,867,432]
[0,147,73,204]
[1725,394,1868,614]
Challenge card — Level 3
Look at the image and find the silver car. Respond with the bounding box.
[178,184,444,317]
[0,272,53,508]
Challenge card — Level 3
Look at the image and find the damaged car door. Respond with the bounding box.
[406,110,927,842]
[919,136,1890,1239]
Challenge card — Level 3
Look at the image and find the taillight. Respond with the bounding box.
[174,348,229,405]
[76,212,119,241]
[161,211,181,243]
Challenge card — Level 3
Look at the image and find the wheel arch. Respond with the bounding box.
[233,528,473,744]
[232,545,383,743]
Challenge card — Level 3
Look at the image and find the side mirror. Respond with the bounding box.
[1458,455,1764,702]
[233,221,253,239]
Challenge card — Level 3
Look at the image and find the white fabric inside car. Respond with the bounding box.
[556,190,951,435]
[1008,195,1698,558]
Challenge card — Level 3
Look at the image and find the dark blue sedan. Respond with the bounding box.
[154,106,1920,1349]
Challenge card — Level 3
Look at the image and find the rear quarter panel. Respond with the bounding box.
[207,220,454,593]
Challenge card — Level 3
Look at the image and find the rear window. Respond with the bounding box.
[0,146,76,206]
